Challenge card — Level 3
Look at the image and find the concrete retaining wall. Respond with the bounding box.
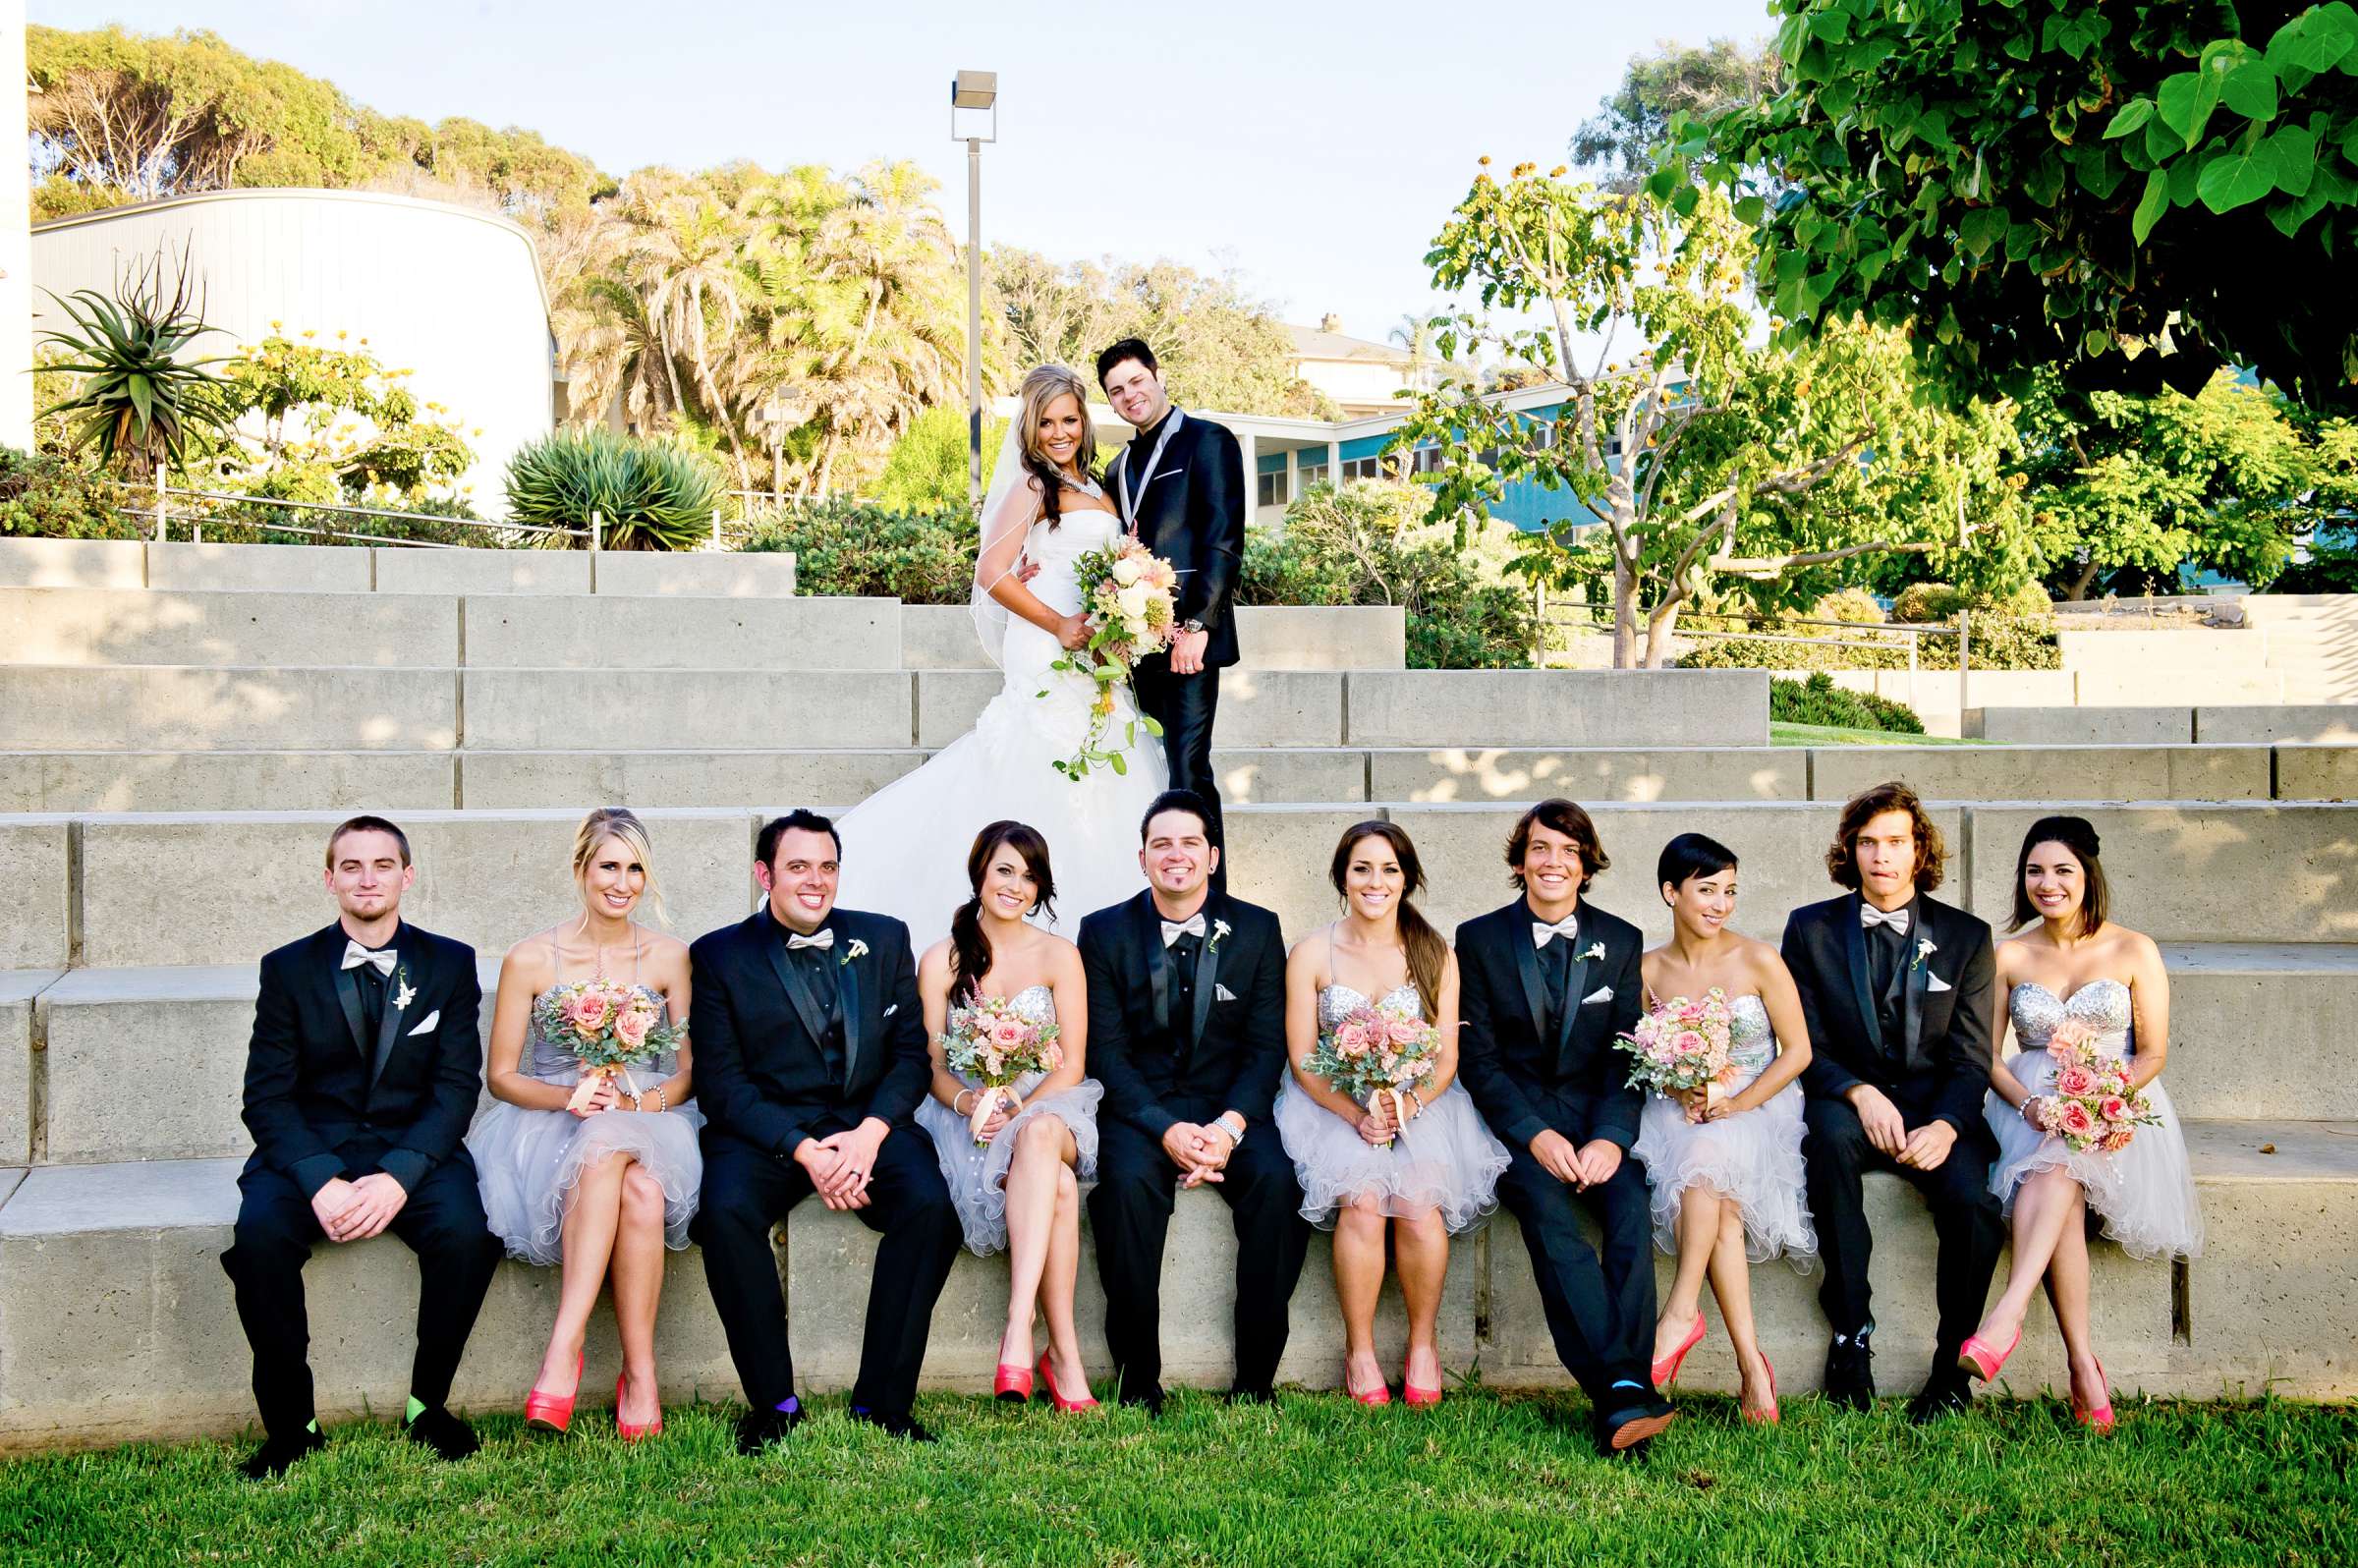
[899,603,1408,671]
[1347,670,1768,748]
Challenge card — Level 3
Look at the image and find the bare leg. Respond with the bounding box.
[1653,1184,1717,1367]
[997,1115,1072,1371]
[1042,1157,1089,1392]
[536,1150,633,1395]
[1973,1167,2080,1346]
[611,1164,667,1426]
[1333,1197,1388,1397]
[1392,1207,1449,1391]
[2041,1188,2104,1406]
[1705,1201,1771,1416]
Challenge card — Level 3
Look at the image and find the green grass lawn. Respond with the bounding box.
[3,1390,2350,1566]
[1770,722,1990,747]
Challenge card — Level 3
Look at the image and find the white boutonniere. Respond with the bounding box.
[841,938,870,966]
[392,965,416,1013]
[1913,937,1937,972]
[1583,942,1605,963]
[1208,919,1232,954]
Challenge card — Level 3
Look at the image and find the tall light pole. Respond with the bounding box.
[952,71,997,509]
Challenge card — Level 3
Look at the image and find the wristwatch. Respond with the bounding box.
[1215,1111,1247,1146]
[1180,618,1206,636]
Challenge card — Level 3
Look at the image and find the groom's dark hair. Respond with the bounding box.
[1095,336,1157,386]
[758,809,841,867]
[1140,788,1212,844]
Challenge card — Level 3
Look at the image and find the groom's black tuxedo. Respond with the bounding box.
[1456,897,1656,1406]
[1780,890,2003,1364]
[220,921,500,1440]
[1079,890,1309,1402]
[688,907,958,1420]
[1110,407,1246,887]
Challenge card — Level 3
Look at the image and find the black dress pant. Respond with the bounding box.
[691,1120,960,1420]
[1493,1096,1656,1408]
[1089,1098,1310,1400]
[1802,1092,2005,1363]
[219,1144,500,1440]
[1132,663,1224,892]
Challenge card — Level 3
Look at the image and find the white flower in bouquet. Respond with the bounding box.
[1109,554,1146,587]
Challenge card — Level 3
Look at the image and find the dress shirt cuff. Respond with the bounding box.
[376,1148,429,1194]
[291,1153,349,1200]
[1591,1122,1638,1153]
[1130,1103,1179,1141]
[1506,1114,1549,1149]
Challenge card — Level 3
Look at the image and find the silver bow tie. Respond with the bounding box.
[786,928,835,951]
[1161,915,1207,947]
[1860,905,1911,933]
[341,940,397,976]
[1531,918,1580,949]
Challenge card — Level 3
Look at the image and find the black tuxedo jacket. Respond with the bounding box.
[688,908,929,1159]
[1106,409,1246,669]
[1079,890,1285,1139]
[1455,898,1647,1151]
[1780,890,1996,1134]
[241,921,483,1198]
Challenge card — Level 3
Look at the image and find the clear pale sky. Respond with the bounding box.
[31,0,1779,342]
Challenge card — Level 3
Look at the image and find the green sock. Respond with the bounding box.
[306,1420,319,1435]
[405,1396,426,1424]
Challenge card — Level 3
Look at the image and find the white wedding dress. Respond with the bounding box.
[836,485,1168,947]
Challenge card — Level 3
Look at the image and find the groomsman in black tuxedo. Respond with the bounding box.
[1081,789,1306,1412]
[1455,800,1674,1457]
[690,811,960,1449]
[1781,781,2003,1422]
[220,815,499,1479]
[1098,339,1246,891]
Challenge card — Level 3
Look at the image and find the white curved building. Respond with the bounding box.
[31,188,552,513]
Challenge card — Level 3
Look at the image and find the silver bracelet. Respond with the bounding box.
[953,1088,977,1115]
[652,1086,667,1114]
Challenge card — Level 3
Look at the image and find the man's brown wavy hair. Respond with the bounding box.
[1825,781,1946,893]
[1506,798,1609,895]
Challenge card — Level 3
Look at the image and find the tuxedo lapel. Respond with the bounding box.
[837,940,865,1089]
[1901,902,1932,1064]
[1188,905,1222,1051]
[761,927,830,1047]
[1508,921,1552,1050]
[1557,941,1595,1070]
[1839,896,1880,1049]
[367,925,418,1091]
[331,958,369,1062]
[1135,896,1175,1041]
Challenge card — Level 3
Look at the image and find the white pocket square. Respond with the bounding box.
[1926,974,1952,993]
[883,1004,898,1017]
[1581,986,1613,1005]
[1216,983,1239,1002]
[406,1010,439,1036]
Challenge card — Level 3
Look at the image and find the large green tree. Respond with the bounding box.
[1570,36,1782,194]
[1686,1,2358,414]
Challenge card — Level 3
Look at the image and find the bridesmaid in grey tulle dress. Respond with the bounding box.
[467,809,702,1439]
[913,821,1101,1409]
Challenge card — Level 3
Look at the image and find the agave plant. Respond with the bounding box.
[38,246,234,481]
[504,426,718,550]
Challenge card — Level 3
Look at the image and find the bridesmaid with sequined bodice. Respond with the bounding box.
[1962,816,2202,1435]
[1276,824,1508,1407]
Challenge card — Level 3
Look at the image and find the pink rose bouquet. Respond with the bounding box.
[1044,534,1180,781]
[1616,988,1739,1121]
[533,979,682,1112]
[2040,1022,2160,1153]
[1306,998,1441,1146]
[941,993,1064,1147]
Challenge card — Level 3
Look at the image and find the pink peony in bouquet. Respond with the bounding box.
[533,978,682,1112]
[941,993,1065,1147]
[2041,1017,2161,1153]
[1305,998,1441,1146]
[1043,534,1180,781]
[1615,988,1739,1122]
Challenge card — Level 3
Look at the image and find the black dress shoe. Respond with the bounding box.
[849,1409,938,1443]
[1594,1395,1676,1458]
[401,1406,480,1462]
[734,1406,807,1455]
[1906,1370,1974,1425]
[1823,1336,1877,1413]
[1224,1385,1276,1408]
[1117,1385,1166,1418]
[239,1426,326,1480]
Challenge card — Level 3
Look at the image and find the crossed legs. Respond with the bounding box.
[997,1113,1088,1392]
[534,1150,671,1426]
[1976,1168,2105,1404]
[1654,1186,1774,1415]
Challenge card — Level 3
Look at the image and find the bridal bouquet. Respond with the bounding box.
[1043,534,1178,781]
[1616,988,1738,1119]
[536,979,682,1112]
[1306,997,1440,1146]
[941,993,1064,1147]
[2042,1019,2161,1153]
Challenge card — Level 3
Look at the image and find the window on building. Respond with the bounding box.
[1341,454,1385,482]
[1410,445,1446,476]
[1297,457,1330,490]
[1257,469,1288,508]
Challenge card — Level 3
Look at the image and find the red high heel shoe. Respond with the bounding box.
[1742,1354,1779,1427]
[1652,1315,1707,1388]
[1957,1325,2022,1383]
[993,1360,1035,1402]
[2071,1358,2115,1435]
[1343,1359,1392,1406]
[614,1372,662,1442]
[525,1352,583,1433]
[1037,1350,1098,1413]
[1402,1347,1443,1407]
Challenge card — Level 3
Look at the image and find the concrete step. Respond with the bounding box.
[3,1121,2348,1446]
[15,942,2343,1168]
[2058,630,2274,671]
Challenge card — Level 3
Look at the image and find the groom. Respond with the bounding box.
[1098,337,1246,891]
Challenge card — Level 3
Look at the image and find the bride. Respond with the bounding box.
[836,364,1169,944]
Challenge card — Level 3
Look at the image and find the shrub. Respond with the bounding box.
[1811,588,1886,624]
[0,446,140,539]
[1892,579,2051,623]
[506,427,717,551]
[738,498,978,601]
[872,406,1005,513]
[1770,672,1926,734]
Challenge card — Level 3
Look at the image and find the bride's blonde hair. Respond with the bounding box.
[1015,364,1097,529]
[571,807,667,926]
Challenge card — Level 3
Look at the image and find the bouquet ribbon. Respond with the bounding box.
[968,1085,1022,1148]
[567,1062,642,1114]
